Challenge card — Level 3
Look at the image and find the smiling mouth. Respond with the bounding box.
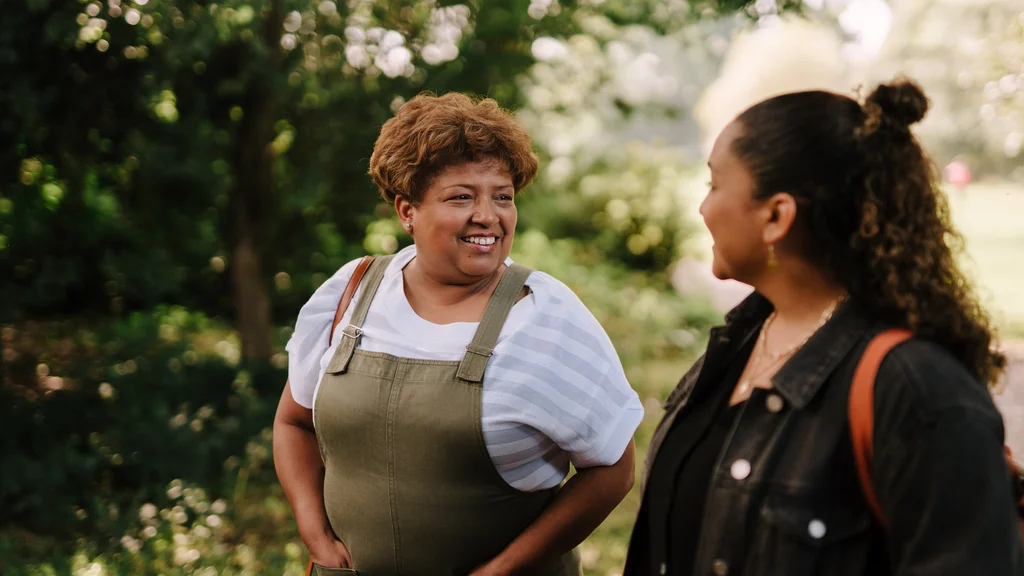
[462,236,497,246]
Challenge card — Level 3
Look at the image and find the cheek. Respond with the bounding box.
[702,195,727,232]
[499,205,517,228]
[423,210,462,233]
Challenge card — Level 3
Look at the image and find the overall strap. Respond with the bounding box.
[325,254,394,374]
[457,263,533,383]
[849,328,912,529]
[328,256,374,347]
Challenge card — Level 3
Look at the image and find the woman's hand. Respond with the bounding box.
[308,535,353,569]
[472,441,637,574]
[467,557,512,576]
[274,381,353,569]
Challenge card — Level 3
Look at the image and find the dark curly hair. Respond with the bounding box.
[731,78,1005,386]
[368,92,539,204]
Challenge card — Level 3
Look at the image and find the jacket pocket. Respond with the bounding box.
[750,496,871,576]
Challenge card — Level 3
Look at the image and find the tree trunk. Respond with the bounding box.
[230,212,273,361]
[227,0,282,361]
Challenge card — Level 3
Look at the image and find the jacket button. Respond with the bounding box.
[765,393,784,413]
[808,518,827,539]
[729,458,751,480]
[712,559,729,575]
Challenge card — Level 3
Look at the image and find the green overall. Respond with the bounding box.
[313,255,582,576]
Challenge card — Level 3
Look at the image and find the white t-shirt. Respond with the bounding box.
[286,245,644,491]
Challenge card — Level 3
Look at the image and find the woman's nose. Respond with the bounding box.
[472,202,499,225]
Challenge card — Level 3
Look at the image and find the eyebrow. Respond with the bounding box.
[443,183,514,190]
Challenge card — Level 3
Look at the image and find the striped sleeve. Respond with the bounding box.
[284,259,360,408]
[484,274,644,475]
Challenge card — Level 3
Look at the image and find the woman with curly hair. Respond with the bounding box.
[273,93,643,576]
[623,79,1023,576]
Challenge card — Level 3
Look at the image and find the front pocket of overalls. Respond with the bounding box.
[750,497,871,576]
[313,565,358,576]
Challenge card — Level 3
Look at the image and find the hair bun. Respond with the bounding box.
[865,78,929,129]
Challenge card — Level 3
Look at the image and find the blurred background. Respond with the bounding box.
[1,0,1022,573]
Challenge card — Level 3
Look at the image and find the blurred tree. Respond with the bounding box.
[871,0,1023,178]
[0,0,576,359]
[0,0,775,359]
[976,9,1023,171]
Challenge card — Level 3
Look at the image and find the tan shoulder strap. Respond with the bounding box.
[849,328,912,529]
[328,256,375,347]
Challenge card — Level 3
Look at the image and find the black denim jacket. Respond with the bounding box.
[625,293,1024,576]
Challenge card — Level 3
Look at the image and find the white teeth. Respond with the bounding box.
[463,236,496,245]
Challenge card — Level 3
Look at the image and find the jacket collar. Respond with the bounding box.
[719,292,874,410]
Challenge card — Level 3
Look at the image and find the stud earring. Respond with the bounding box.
[766,244,779,268]
[404,222,412,230]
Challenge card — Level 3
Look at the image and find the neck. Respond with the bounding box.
[403,258,503,307]
[753,260,847,327]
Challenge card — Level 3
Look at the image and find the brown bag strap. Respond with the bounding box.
[849,328,913,529]
[305,559,314,576]
[328,256,375,347]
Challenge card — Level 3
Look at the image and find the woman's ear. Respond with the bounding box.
[394,195,415,226]
[762,192,798,245]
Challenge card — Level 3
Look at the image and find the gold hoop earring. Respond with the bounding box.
[767,244,779,268]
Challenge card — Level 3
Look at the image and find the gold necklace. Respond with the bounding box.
[735,352,792,397]
[758,297,845,362]
[735,297,845,397]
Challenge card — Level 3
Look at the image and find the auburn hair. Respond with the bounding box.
[368,92,539,204]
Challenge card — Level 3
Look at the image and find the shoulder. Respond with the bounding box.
[291,251,407,329]
[502,268,627,370]
[520,270,615,340]
[874,337,1002,427]
[328,257,364,288]
[302,257,366,308]
[524,270,592,319]
[287,257,365,342]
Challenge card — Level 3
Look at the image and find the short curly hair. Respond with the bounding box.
[732,78,1005,387]
[368,92,539,204]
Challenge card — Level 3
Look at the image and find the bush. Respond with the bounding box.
[0,307,285,539]
[511,229,720,364]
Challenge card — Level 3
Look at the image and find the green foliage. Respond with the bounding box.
[519,142,700,272]
[0,0,574,326]
[1,468,302,575]
[0,308,284,535]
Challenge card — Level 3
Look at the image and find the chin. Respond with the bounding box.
[459,256,503,277]
[710,261,732,281]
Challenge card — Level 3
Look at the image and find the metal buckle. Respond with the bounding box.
[341,325,363,339]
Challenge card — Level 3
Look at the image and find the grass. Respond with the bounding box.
[946,182,1024,338]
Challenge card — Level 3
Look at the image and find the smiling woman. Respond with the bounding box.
[395,160,518,296]
[273,93,644,576]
